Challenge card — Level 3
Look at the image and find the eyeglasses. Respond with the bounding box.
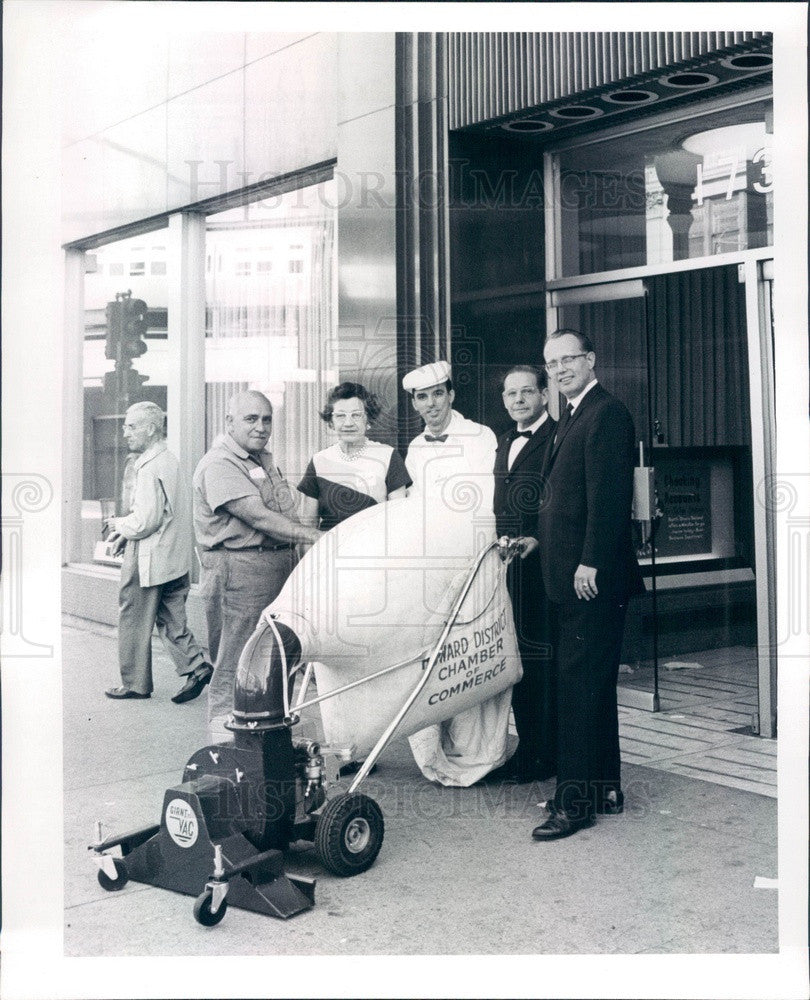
[543,353,589,373]
[332,411,366,422]
[503,388,540,401]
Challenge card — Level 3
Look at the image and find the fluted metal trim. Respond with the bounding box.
[448,31,770,128]
[395,32,452,454]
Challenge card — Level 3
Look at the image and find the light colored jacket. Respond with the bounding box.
[114,440,191,587]
[405,409,497,515]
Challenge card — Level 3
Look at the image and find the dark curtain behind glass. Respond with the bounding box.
[561,295,649,448]
[647,266,750,447]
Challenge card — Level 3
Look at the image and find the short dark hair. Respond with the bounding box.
[502,365,547,392]
[320,382,382,424]
[545,328,595,354]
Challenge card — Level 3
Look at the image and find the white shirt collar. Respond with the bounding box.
[422,408,462,438]
[566,378,598,413]
[516,411,548,433]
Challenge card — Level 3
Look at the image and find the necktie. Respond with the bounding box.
[555,403,573,443]
[425,433,448,442]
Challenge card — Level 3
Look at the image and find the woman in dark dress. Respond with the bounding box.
[298,382,410,530]
[298,382,411,777]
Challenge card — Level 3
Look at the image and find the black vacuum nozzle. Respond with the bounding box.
[227,618,302,732]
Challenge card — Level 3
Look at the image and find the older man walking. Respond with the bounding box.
[105,401,212,703]
[193,390,322,741]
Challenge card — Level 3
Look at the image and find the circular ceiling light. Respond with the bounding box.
[602,89,659,106]
[721,53,773,71]
[660,71,718,89]
[681,121,769,159]
[549,105,603,120]
[501,119,553,133]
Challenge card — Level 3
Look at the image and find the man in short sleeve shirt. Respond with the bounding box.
[193,390,321,741]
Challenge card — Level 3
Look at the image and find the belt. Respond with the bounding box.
[211,543,295,553]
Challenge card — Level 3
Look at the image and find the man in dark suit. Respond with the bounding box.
[519,330,644,840]
[492,365,557,782]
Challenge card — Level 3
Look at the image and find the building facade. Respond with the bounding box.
[61,29,777,735]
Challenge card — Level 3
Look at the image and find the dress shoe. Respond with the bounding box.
[171,664,214,704]
[479,758,520,783]
[105,686,150,700]
[597,789,624,815]
[531,811,594,841]
[338,760,378,778]
[525,764,557,783]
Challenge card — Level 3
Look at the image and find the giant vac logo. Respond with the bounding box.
[165,798,198,848]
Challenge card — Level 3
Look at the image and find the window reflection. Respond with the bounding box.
[204,180,337,486]
[556,99,773,276]
[82,233,169,561]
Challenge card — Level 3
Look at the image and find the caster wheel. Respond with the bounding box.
[193,889,228,927]
[97,857,128,892]
[314,793,384,877]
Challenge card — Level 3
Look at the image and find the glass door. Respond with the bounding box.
[746,257,776,737]
[644,264,761,728]
[550,279,660,710]
[551,263,765,728]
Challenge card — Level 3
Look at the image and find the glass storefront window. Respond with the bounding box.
[204,179,336,486]
[555,97,773,277]
[81,231,170,561]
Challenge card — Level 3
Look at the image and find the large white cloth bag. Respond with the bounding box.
[265,496,522,778]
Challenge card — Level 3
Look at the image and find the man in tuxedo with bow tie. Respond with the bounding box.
[491,365,557,783]
[519,330,644,840]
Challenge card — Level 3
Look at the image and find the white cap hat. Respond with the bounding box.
[402,359,452,393]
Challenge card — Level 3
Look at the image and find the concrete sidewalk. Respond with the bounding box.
[63,618,778,957]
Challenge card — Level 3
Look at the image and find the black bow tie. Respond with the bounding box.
[425,433,448,443]
[514,430,533,439]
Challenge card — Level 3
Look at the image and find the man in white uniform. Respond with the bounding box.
[402,360,511,786]
[404,360,496,516]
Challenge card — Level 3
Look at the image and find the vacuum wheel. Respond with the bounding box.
[314,793,384,877]
[97,857,128,891]
[193,888,228,927]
